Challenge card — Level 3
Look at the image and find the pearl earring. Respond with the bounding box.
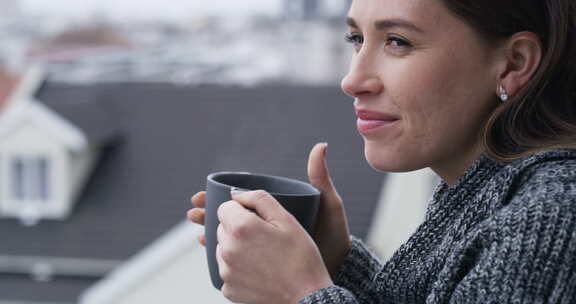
[499,85,509,102]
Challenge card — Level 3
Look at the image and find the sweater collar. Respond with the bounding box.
[428,152,503,212]
[442,152,501,191]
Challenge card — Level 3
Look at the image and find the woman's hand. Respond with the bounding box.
[187,191,207,245]
[216,190,333,303]
[186,143,352,279]
[307,143,351,278]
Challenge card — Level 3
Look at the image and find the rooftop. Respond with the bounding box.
[0,82,384,302]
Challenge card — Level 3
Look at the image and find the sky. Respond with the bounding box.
[20,0,284,20]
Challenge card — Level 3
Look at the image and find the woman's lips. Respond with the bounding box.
[355,110,400,135]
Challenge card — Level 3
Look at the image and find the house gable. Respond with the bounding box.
[0,120,70,224]
[0,99,88,151]
[0,70,97,225]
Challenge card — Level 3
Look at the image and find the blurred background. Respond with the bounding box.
[0,0,436,302]
[0,0,350,85]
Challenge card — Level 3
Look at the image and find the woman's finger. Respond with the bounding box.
[229,191,290,227]
[218,199,266,233]
[216,243,229,278]
[307,143,342,207]
[190,191,206,208]
[186,208,206,225]
[197,234,206,246]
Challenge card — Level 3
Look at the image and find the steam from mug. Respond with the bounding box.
[205,172,321,290]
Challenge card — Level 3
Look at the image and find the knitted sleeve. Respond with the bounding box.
[299,236,385,303]
[443,170,576,303]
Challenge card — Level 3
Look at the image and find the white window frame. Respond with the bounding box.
[10,155,51,203]
[2,154,54,225]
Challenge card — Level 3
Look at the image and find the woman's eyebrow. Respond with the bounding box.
[346,17,359,28]
[375,18,424,33]
[346,17,424,34]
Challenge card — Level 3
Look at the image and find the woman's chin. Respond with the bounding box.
[365,146,425,173]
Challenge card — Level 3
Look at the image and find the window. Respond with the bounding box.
[12,158,24,200]
[10,156,51,202]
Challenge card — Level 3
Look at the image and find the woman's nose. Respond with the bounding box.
[340,60,383,98]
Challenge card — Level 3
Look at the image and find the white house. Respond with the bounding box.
[0,66,98,226]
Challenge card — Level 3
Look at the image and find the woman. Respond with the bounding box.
[187,0,576,303]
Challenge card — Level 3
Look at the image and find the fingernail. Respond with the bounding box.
[230,187,249,196]
[187,209,196,220]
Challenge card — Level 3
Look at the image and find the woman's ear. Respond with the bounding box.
[497,31,543,97]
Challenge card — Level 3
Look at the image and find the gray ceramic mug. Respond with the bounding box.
[205,172,321,290]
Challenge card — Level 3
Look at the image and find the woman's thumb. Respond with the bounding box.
[307,143,341,204]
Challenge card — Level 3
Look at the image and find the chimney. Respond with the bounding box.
[0,65,20,112]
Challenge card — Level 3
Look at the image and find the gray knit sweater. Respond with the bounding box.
[300,149,576,304]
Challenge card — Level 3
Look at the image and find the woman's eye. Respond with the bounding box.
[386,36,412,49]
[345,32,364,50]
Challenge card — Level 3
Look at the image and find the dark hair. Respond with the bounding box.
[441,0,576,162]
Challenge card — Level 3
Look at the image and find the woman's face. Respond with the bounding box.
[342,0,500,179]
